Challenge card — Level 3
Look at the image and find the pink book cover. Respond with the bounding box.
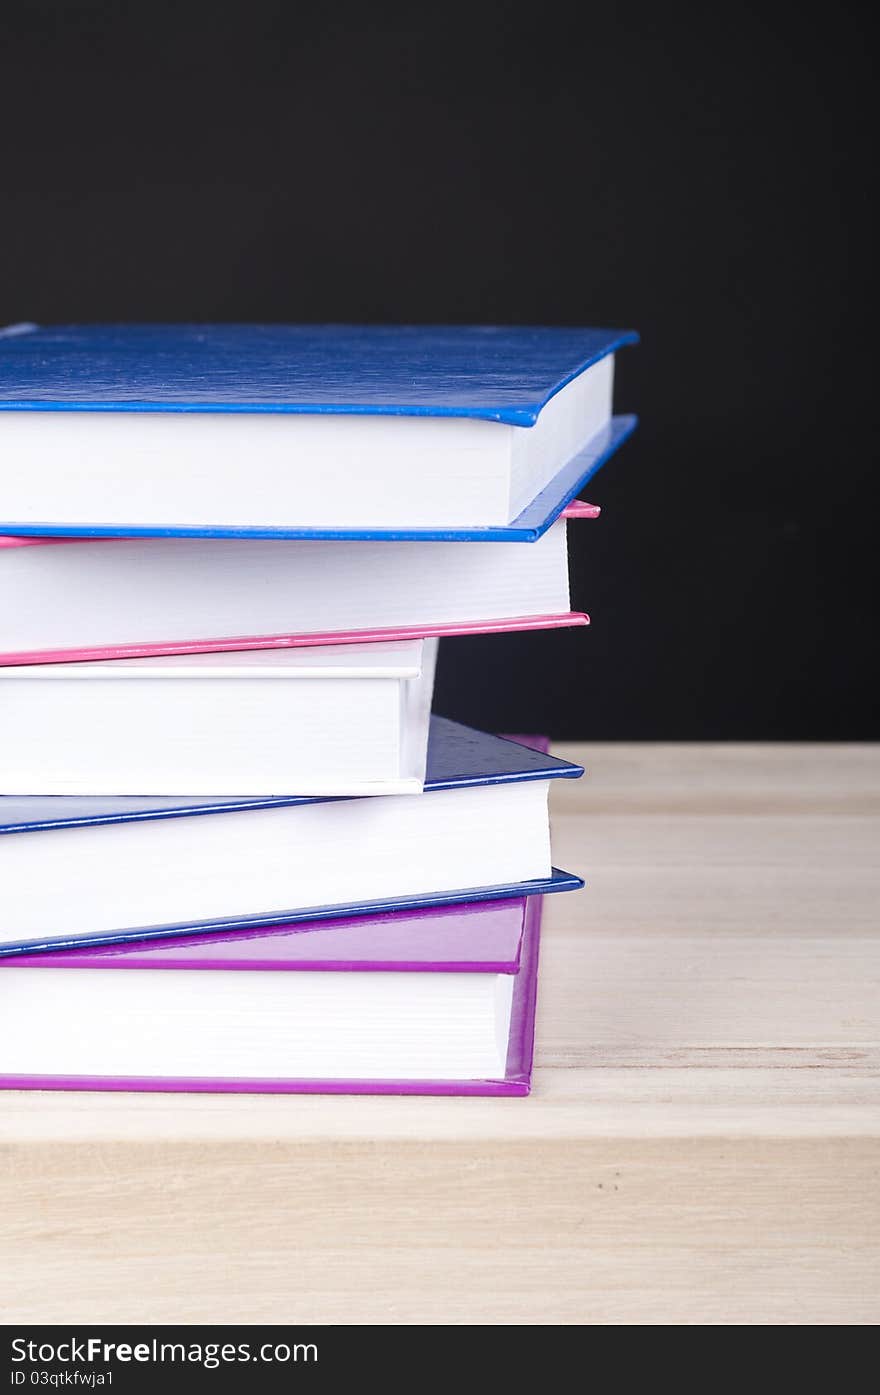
[0,503,598,666]
[0,894,545,1097]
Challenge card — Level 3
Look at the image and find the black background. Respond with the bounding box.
[2,3,874,737]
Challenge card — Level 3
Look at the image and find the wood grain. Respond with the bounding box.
[2,744,878,1324]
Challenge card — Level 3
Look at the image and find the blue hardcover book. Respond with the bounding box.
[0,718,583,955]
[0,323,637,540]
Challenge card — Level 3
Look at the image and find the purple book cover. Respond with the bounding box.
[0,894,544,1096]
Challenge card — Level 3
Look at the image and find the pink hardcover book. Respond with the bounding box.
[0,895,545,1096]
[0,502,598,666]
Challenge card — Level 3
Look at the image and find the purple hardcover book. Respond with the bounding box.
[0,895,545,1096]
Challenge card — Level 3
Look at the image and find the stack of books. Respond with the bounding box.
[0,323,637,1096]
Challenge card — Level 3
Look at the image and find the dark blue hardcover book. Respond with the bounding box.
[0,719,584,955]
[0,716,582,833]
[0,323,637,540]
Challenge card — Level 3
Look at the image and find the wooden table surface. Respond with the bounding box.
[2,744,878,1325]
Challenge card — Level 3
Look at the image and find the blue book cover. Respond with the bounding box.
[0,719,584,955]
[0,323,637,541]
[0,323,636,420]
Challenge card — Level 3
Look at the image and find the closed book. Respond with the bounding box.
[0,894,546,1095]
[0,637,437,797]
[0,719,582,954]
[0,503,598,666]
[0,323,636,537]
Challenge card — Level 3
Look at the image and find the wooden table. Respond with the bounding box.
[2,745,878,1325]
